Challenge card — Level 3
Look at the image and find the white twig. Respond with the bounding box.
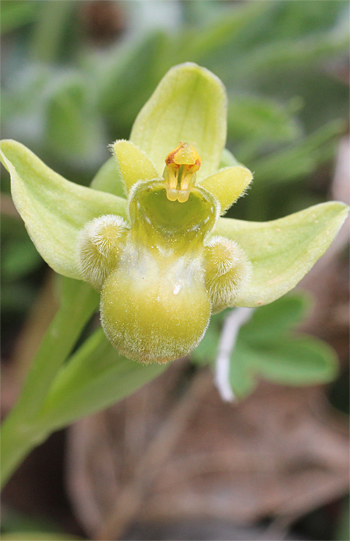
[215,307,254,402]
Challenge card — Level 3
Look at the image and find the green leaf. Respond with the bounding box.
[227,22,349,83]
[130,62,227,182]
[0,140,128,279]
[178,1,271,63]
[214,201,349,307]
[227,292,339,393]
[1,0,39,34]
[239,293,311,342]
[240,335,338,386]
[35,328,165,431]
[334,496,350,541]
[227,95,302,150]
[96,31,172,127]
[229,342,257,399]
[251,120,344,185]
[2,239,42,281]
[90,156,126,198]
[44,74,106,167]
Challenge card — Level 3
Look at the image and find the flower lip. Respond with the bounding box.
[129,179,218,247]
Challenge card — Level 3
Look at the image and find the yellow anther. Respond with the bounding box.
[164,143,201,203]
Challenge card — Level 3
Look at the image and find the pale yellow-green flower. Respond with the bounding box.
[0,63,348,364]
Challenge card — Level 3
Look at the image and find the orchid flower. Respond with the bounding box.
[1,63,348,365]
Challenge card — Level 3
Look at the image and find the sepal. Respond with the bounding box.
[130,62,227,181]
[214,202,349,307]
[0,139,128,279]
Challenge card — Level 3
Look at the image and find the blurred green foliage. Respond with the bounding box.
[191,293,338,398]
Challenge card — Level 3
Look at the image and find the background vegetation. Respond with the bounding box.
[1,1,349,540]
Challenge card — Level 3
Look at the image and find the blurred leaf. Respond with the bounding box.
[240,335,338,386]
[239,293,311,342]
[255,0,347,40]
[1,283,37,313]
[1,506,61,536]
[44,74,107,168]
[178,1,271,63]
[225,18,349,84]
[0,0,39,34]
[29,1,77,64]
[1,66,52,131]
[251,120,345,185]
[36,328,165,431]
[0,140,128,279]
[229,342,258,399]
[228,95,302,159]
[95,31,172,130]
[229,294,338,397]
[2,239,42,281]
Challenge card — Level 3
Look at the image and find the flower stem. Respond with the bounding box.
[0,278,99,488]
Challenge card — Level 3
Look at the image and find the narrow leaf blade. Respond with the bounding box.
[36,329,165,431]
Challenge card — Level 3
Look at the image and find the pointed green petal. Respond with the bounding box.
[0,140,128,279]
[201,166,252,214]
[130,63,227,181]
[113,139,158,193]
[214,202,349,307]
